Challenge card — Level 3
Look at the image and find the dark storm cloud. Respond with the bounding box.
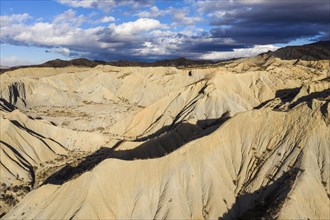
[180,40,244,52]
[210,23,327,45]
[205,0,330,45]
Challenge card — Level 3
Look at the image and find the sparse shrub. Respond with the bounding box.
[12,186,19,193]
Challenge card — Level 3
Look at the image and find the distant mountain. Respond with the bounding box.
[107,60,148,67]
[39,58,106,67]
[0,65,10,74]
[265,40,330,60]
[2,41,329,74]
[2,57,214,72]
[106,57,214,67]
[152,57,214,67]
[0,65,10,69]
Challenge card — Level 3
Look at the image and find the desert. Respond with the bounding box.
[1,0,330,219]
[1,41,330,219]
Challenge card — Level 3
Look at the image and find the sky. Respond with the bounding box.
[0,0,329,66]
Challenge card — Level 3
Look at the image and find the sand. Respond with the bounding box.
[0,54,329,219]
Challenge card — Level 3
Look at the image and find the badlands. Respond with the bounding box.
[0,42,329,219]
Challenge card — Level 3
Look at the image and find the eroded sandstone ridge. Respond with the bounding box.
[0,50,329,219]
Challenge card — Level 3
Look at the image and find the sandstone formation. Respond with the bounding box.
[0,48,329,219]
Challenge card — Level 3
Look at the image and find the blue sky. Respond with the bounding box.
[1,0,329,66]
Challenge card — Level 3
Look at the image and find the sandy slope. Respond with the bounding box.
[3,99,329,219]
[0,55,329,219]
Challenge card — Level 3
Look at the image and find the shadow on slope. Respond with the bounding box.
[0,140,35,186]
[254,87,301,109]
[9,119,65,151]
[289,88,330,109]
[133,83,209,142]
[220,166,302,220]
[0,98,17,112]
[43,116,230,185]
[255,87,330,115]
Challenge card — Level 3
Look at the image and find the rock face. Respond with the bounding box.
[266,40,330,61]
[0,51,329,219]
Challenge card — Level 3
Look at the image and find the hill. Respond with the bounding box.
[0,51,329,218]
[264,40,330,60]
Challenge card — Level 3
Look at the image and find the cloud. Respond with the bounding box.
[199,44,279,60]
[169,8,202,26]
[0,13,31,26]
[98,18,166,43]
[0,11,168,60]
[133,29,242,60]
[100,16,115,23]
[0,11,279,62]
[137,6,164,18]
[197,0,330,45]
[45,47,71,57]
[1,0,328,62]
[57,0,152,11]
[53,9,86,27]
[57,0,116,10]
[111,18,165,35]
[0,11,104,51]
[137,6,203,26]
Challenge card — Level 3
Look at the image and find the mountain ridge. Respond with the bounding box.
[1,40,328,73]
[263,40,330,60]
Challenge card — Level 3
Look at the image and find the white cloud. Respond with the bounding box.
[45,47,71,57]
[109,18,166,36]
[57,0,116,9]
[137,41,164,55]
[57,0,152,11]
[0,6,280,62]
[0,12,103,50]
[53,9,86,26]
[137,6,164,18]
[180,25,205,36]
[168,8,203,26]
[137,6,203,26]
[199,44,279,60]
[134,30,187,57]
[0,11,168,60]
[0,13,31,26]
[101,16,115,23]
